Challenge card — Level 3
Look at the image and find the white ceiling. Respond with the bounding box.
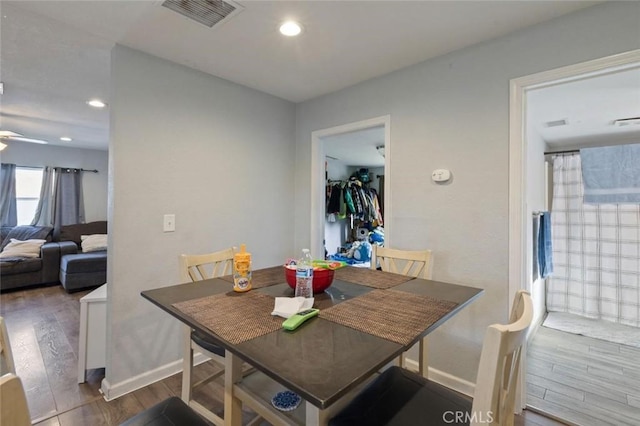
[323,126,385,167]
[528,66,640,149]
[0,1,602,151]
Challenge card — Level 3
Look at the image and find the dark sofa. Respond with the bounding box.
[57,221,107,292]
[0,225,59,291]
[0,221,107,292]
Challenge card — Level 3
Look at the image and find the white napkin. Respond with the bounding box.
[271,297,315,319]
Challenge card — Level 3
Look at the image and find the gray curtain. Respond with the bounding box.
[0,163,17,227]
[30,166,55,226]
[53,168,85,236]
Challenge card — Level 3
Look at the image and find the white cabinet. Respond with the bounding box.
[78,284,106,383]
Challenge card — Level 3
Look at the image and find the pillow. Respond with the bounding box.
[81,234,108,253]
[0,225,53,251]
[60,221,108,245]
[0,239,46,258]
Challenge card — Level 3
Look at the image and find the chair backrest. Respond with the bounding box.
[0,374,31,426]
[371,245,433,279]
[0,317,16,375]
[179,247,235,283]
[470,290,533,426]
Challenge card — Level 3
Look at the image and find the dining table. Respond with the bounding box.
[141,265,483,426]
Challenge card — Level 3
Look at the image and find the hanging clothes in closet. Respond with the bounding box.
[326,178,383,226]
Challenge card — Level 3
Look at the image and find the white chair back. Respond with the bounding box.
[0,374,31,426]
[179,247,235,283]
[471,290,533,426]
[0,316,16,375]
[371,245,432,279]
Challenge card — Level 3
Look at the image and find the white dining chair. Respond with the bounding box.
[179,247,235,426]
[371,245,433,374]
[370,245,432,280]
[0,374,31,426]
[329,290,534,426]
[0,316,16,375]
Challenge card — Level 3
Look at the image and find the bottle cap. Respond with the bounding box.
[235,244,251,262]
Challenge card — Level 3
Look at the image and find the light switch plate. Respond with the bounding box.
[163,214,175,232]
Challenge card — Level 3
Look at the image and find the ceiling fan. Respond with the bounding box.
[0,130,49,150]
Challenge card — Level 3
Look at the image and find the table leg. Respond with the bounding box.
[305,401,329,426]
[419,337,428,378]
[224,351,243,426]
[181,325,193,403]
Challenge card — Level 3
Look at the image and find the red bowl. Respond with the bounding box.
[284,266,335,294]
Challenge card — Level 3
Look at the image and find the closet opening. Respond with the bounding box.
[322,126,385,267]
[310,115,391,260]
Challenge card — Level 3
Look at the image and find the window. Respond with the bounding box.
[16,167,43,225]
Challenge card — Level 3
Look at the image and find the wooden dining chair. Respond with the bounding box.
[0,316,16,375]
[371,245,433,374]
[179,247,235,426]
[0,374,31,426]
[329,290,534,426]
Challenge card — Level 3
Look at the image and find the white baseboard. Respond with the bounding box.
[404,358,475,398]
[100,353,209,401]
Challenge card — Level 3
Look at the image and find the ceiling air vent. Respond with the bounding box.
[162,0,242,28]
[545,119,568,128]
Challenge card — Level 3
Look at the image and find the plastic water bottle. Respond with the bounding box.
[295,249,314,298]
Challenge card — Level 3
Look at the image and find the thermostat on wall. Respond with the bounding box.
[431,169,451,182]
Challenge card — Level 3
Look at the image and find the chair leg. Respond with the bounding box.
[181,325,193,403]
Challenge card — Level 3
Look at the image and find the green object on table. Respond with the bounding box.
[282,308,320,331]
[312,260,347,270]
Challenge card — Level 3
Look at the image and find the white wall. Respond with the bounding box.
[0,142,108,222]
[525,107,550,328]
[106,45,295,391]
[294,2,640,383]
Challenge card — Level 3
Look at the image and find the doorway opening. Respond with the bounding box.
[509,50,640,424]
[310,116,391,260]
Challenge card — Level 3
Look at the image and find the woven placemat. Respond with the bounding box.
[172,291,281,345]
[334,267,414,289]
[220,266,285,289]
[320,289,458,346]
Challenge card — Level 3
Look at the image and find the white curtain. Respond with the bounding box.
[547,154,640,327]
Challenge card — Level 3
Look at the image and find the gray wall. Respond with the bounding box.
[0,142,108,222]
[107,46,295,386]
[294,2,640,382]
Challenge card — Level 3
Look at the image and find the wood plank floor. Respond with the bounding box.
[2,284,564,425]
[527,325,640,426]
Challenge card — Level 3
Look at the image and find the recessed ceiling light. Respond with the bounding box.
[279,21,302,37]
[87,99,107,108]
[60,136,72,142]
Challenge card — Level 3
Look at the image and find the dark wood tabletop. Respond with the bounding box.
[141,267,483,409]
